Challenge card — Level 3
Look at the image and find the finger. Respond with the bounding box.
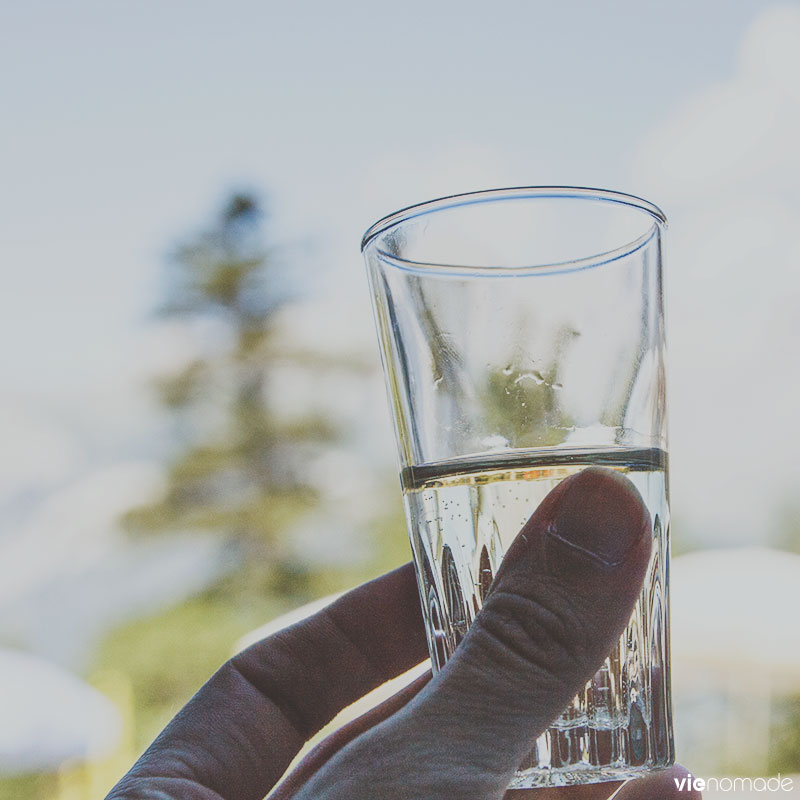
[613,766,701,799]
[270,671,432,800]
[293,467,653,800]
[107,562,428,800]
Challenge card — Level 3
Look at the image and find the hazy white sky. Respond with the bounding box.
[1,0,799,552]
[0,0,771,391]
[633,4,800,542]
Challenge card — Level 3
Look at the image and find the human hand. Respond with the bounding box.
[107,468,699,799]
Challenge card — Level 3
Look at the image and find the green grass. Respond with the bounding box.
[0,772,58,800]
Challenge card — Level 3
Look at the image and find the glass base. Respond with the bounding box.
[508,761,675,789]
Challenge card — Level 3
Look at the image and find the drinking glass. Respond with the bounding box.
[361,187,672,787]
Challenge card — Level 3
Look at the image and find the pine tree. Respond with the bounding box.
[124,193,336,589]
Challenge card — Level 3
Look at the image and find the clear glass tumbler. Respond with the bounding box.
[361,187,673,788]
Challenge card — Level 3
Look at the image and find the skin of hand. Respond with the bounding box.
[106,467,700,800]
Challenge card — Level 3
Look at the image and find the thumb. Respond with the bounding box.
[437,465,653,736]
[412,465,654,795]
[294,467,653,800]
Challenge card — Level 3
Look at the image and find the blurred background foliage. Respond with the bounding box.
[109,192,411,748]
[122,193,335,591]
[0,194,411,800]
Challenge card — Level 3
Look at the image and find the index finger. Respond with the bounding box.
[107,562,428,800]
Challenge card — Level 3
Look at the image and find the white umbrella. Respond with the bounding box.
[671,547,800,775]
[672,547,800,688]
[0,648,121,774]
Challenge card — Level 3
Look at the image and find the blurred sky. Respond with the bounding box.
[2,0,800,595]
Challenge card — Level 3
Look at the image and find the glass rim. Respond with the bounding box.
[360,186,667,276]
